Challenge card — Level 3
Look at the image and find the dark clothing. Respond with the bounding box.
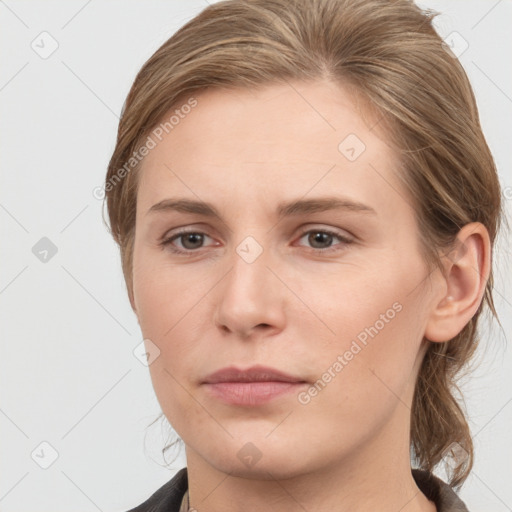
[126,467,469,511]
[412,470,469,512]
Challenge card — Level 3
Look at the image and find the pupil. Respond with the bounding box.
[309,232,331,248]
[183,233,203,249]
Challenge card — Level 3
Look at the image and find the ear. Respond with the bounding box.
[128,283,138,316]
[424,222,491,343]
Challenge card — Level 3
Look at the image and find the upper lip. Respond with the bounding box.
[203,365,306,384]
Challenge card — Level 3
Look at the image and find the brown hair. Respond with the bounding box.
[105,0,504,488]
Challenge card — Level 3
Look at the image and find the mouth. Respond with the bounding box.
[202,365,308,406]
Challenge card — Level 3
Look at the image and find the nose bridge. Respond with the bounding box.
[225,233,271,306]
[214,231,284,336]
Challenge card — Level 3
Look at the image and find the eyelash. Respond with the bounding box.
[159,227,354,256]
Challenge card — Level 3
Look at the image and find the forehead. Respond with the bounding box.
[149,80,382,160]
[136,79,410,222]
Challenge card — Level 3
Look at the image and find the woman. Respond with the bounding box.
[104,0,504,510]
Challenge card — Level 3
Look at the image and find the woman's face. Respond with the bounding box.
[131,79,443,479]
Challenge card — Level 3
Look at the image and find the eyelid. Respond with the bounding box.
[296,223,354,239]
[160,223,354,240]
[159,223,214,242]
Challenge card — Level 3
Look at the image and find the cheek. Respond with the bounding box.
[132,252,214,397]
[303,264,425,403]
[292,295,422,456]
[132,241,208,332]
[136,287,207,434]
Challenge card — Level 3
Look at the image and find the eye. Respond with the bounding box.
[160,229,216,255]
[160,227,354,256]
[295,228,353,253]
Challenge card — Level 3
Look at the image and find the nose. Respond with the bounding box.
[213,241,286,340]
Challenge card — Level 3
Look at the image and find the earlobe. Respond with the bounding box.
[424,222,491,343]
[129,286,138,315]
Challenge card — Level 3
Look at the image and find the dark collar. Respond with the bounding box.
[412,469,469,511]
[126,468,188,512]
[127,467,470,512]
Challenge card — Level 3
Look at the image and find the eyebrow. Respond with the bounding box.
[146,196,377,219]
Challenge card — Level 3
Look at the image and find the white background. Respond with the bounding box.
[1,1,511,511]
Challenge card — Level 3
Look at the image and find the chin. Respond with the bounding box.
[197,437,315,481]
[213,456,309,481]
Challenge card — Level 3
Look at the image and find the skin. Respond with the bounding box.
[130,79,490,512]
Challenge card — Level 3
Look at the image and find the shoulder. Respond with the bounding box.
[412,469,470,512]
[125,467,188,512]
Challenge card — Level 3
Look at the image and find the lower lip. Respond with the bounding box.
[203,381,305,406]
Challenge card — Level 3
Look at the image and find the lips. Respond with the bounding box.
[203,364,305,384]
[202,365,308,406]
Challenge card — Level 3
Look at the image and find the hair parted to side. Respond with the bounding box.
[105,0,504,489]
